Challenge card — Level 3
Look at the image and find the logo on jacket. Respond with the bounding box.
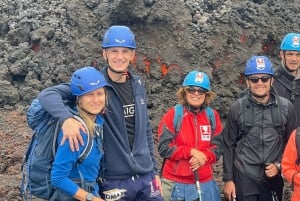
[103,189,127,201]
[200,125,211,141]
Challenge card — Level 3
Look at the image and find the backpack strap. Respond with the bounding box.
[71,116,94,193]
[274,71,296,103]
[271,97,284,137]
[173,104,184,136]
[160,104,183,177]
[274,71,293,92]
[295,127,300,165]
[74,115,93,163]
[239,96,254,135]
[51,115,93,164]
[52,120,63,158]
[205,106,216,134]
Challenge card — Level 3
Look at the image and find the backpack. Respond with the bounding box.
[20,98,93,201]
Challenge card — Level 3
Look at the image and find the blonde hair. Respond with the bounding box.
[176,86,216,107]
[77,106,96,137]
[75,89,108,136]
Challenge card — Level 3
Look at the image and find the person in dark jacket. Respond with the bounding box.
[223,55,297,201]
[38,25,163,201]
[273,33,300,126]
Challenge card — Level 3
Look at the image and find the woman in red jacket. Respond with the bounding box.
[282,128,300,201]
[157,71,223,201]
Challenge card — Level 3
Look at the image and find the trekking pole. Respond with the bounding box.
[271,190,279,201]
[193,171,202,201]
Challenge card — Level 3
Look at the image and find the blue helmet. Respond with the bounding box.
[101,25,136,49]
[71,67,108,96]
[244,56,274,76]
[182,71,211,91]
[280,33,300,51]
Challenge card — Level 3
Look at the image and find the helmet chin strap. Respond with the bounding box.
[106,58,129,82]
[108,65,129,82]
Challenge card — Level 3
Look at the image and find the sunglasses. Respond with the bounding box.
[248,76,271,83]
[186,87,207,95]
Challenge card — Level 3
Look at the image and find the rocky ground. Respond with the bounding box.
[0,0,299,200]
[0,108,31,200]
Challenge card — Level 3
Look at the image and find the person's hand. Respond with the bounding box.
[265,163,279,178]
[189,156,201,171]
[190,148,207,166]
[74,188,103,201]
[94,197,105,201]
[224,181,236,201]
[60,117,86,151]
[155,175,163,195]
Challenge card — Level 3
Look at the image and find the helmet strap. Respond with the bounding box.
[107,65,129,82]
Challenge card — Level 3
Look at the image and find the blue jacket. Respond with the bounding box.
[51,115,104,196]
[39,66,158,180]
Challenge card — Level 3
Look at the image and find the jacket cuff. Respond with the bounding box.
[223,172,233,182]
[58,113,74,124]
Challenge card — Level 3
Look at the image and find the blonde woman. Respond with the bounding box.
[51,67,107,201]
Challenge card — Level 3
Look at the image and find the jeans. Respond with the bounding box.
[161,178,221,201]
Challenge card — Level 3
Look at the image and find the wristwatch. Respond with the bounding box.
[274,162,281,171]
[86,193,94,201]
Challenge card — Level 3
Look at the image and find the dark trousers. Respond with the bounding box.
[99,171,163,201]
[234,167,283,201]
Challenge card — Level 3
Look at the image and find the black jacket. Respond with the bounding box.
[223,89,297,182]
[273,64,300,126]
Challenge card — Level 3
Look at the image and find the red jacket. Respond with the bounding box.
[282,129,300,201]
[157,106,223,184]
